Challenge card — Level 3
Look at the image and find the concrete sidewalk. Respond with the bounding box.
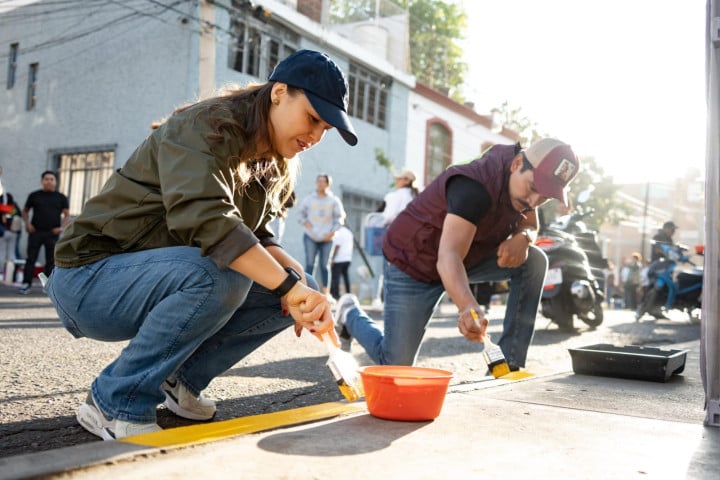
[1,339,717,479]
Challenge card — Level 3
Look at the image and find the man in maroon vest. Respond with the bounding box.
[335,139,580,371]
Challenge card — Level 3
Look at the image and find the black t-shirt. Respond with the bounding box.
[25,190,68,232]
[446,175,491,224]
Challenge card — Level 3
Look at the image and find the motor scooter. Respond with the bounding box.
[545,205,608,294]
[536,189,605,331]
[635,243,703,321]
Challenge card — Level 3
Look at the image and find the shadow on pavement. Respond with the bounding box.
[257,414,429,456]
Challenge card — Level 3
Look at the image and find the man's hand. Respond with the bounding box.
[457,306,488,343]
[497,234,530,268]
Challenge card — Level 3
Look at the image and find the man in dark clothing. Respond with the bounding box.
[650,221,677,262]
[334,139,580,370]
[18,170,69,294]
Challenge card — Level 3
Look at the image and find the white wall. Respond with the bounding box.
[405,90,515,188]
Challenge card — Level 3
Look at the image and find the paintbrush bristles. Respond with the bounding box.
[323,334,364,401]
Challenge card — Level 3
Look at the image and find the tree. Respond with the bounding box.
[328,1,469,98]
[539,155,632,230]
[397,0,468,99]
[490,101,544,146]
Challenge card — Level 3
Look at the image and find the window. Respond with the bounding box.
[229,8,298,79]
[7,43,18,89]
[26,62,38,110]
[341,187,383,236]
[426,121,452,183]
[347,64,389,128]
[54,148,115,216]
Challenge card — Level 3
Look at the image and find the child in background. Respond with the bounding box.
[330,225,354,300]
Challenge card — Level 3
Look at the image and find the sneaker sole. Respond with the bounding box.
[77,402,114,441]
[163,391,215,421]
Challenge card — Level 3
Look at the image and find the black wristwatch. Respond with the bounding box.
[271,267,302,297]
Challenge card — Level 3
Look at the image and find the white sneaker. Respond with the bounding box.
[162,376,216,421]
[335,293,360,352]
[77,393,161,440]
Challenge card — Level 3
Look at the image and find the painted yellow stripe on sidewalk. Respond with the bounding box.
[500,371,535,381]
[119,402,363,448]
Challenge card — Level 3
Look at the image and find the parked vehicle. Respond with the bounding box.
[536,190,606,331]
[635,243,703,321]
[545,197,608,295]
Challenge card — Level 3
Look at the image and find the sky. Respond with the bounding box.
[460,0,707,184]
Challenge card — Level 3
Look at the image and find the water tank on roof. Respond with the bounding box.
[352,23,389,60]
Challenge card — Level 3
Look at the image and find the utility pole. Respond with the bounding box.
[640,181,649,260]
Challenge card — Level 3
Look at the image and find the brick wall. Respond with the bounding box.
[297,0,322,23]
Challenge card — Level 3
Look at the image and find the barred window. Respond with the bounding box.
[26,62,38,111]
[341,187,383,235]
[426,121,452,183]
[347,63,389,129]
[229,10,298,80]
[7,43,18,89]
[54,149,115,216]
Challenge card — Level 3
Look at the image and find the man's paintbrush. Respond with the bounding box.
[470,309,511,378]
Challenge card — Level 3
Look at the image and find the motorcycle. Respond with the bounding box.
[536,190,606,331]
[546,208,608,296]
[635,243,703,321]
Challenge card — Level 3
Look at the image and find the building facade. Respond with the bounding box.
[0,0,513,291]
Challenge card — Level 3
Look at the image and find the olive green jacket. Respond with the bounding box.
[55,101,278,269]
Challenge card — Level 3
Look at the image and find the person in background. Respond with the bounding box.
[330,224,354,299]
[46,49,357,440]
[1,169,24,262]
[18,170,69,294]
[381,169,418,226]
[299,173,345,301]
[1,190,22,270]
[334,139,580,371]
[604,260,616,309]
[621,253,642,310]
[651,221,677,262]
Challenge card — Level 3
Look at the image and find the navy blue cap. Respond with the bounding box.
[269,49,358,146]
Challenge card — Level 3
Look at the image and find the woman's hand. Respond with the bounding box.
[284,282,339,344]
[457,306,488,343]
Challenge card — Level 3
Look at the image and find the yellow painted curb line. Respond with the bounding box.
[120,401,363,448]
[499,371,535,381]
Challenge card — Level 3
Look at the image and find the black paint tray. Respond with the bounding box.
[568,344,688,383]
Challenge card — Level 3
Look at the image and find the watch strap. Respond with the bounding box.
[272,267,301,297]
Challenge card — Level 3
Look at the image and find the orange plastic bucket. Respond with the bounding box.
[359,366,454,421]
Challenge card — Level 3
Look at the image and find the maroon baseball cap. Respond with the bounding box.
[524,139,579,207]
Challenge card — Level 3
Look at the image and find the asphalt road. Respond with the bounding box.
[0,283,701,459]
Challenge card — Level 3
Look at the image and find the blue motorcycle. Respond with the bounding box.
[635,243,703,321]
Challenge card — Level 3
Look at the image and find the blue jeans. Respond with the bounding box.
[344,246,548,368]
[47,246,304,423]
[303,233,332,289]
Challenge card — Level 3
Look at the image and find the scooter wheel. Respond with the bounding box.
[581,300,603,328]
[548,298,574,331]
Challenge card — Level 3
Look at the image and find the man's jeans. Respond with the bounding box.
[23,230,58,284]
[303,233,332,288]
[344,246,548,368]
[47,246,300,423]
